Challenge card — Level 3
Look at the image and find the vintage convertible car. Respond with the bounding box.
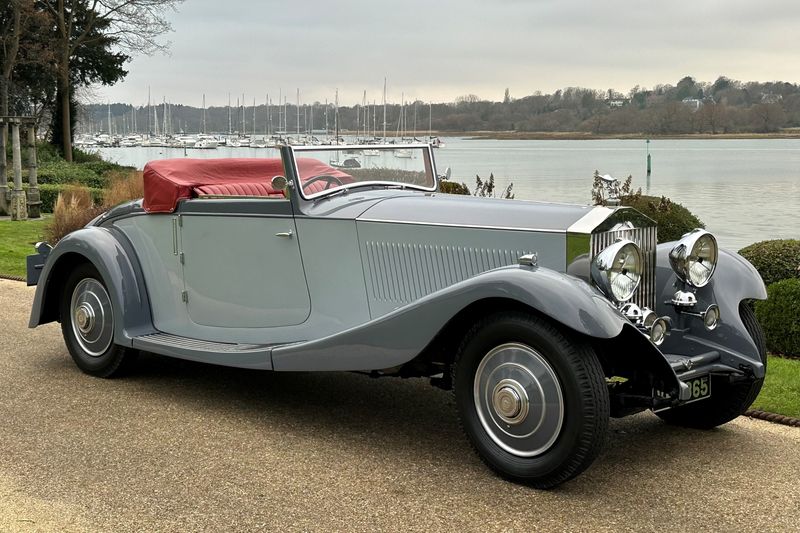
[27,144,767,488]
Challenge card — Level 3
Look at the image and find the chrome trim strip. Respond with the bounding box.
[357,218,567,233]
[566,206,615,234]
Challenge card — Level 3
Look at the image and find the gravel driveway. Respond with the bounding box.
[1,279,798,532]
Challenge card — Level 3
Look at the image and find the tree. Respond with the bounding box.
[749,103,785,133]
[43,0,181,161]
[0,0,23,118]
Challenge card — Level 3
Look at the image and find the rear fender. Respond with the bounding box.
[28,226,155,345]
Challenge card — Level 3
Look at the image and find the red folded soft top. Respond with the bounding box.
[142,157,352,213]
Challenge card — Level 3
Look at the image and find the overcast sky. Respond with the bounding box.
[95,0,800,107]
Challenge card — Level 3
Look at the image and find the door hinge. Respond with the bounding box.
[181,290,188,303]
[177,214,183,227]
[179,252,185,265]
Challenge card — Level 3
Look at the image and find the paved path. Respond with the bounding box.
[1,279,798,532]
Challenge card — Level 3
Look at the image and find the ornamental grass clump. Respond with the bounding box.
[755,278,800,357]
[45,186,105,244]
[102,170,144,208]
[44,170,145,244]
[738,239,800,287]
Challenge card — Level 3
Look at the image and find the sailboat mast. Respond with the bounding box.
[296,88,300,135]
[227,93,231,135]
[413,101,417,140]
[202,94,206,134]
[429,101,432,139]
[382,78,387,140]
[334,89,339,145]
[147,86,151,135]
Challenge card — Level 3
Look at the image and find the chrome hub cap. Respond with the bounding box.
[492,379,529,424]
[70,278,113,357]
[75,303,95,333]
[474,343,564,457]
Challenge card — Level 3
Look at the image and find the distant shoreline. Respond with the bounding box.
[433,130,800,141]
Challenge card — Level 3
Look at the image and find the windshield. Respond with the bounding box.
[291,145,437,199]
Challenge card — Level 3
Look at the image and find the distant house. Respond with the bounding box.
[608,99,626,108]
[681,98,703,111]
[761,93,782,104]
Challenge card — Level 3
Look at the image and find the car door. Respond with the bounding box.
[178,199,311,329]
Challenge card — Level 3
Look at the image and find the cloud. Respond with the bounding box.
[97,0,800,106]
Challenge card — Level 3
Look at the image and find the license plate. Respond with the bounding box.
[684,375,711,402]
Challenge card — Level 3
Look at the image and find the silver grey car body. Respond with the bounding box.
[27,143,767,487]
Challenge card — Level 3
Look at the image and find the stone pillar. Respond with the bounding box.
[0,122,7,215]
[9,122,27,221]
[26,125,41,218]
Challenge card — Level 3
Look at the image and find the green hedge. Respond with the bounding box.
[620,195,705,244]
[7,183,103,213]
[755,278,800,356]
[439,181,470,195]
[738,239,800,287]
[35,160,108,189]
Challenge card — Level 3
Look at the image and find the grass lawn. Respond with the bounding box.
[752,355,800,418]
[0,217,49,278]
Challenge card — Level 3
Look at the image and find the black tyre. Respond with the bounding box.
[656,302,767,429]
[453,311,609,488]
[60,263,136,378]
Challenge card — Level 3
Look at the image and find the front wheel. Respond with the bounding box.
[656,302,767,429]
[60,264,136,378]
[453,312,609,488]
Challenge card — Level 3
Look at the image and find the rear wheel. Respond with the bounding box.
[656,303,766,429]
[60,264,136,378]
[453,312,609,488]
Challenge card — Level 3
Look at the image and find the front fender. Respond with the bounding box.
[654,244,767,376]
[272,265,630,371]
[28,226,154,345]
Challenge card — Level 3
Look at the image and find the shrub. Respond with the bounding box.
[621,195,705,244]
[755,278,800,357]
[44,186,105,244]
[72,147,107,164]
[102,170,144,207]
[439,180,470,195]
[5,182,102,213]
[36,160,108,188]
[738,239,800,287]
[592,172,705,244]
[78,160,130,177]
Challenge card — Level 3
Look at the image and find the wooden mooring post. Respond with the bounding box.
[0,116,41,219]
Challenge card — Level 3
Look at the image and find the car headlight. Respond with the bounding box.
[591,239,642,302]
[668,230,718,288]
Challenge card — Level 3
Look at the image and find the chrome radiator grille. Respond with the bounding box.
[590,225,657,311]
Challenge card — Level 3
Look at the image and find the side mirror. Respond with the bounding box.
[444,167,452,180]
[271,175,288,195]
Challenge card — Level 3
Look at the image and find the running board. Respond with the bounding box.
[132,332,275,370]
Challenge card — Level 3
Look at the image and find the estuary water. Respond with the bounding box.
[97,137,800,251]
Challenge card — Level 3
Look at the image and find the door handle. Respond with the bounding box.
[275,230,293,238]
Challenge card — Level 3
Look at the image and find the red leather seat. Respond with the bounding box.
[194,182,284,198]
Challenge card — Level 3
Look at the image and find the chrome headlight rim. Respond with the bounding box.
[669,229,718,288]
[590,239,643,303]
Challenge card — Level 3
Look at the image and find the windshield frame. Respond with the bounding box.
[290,144,439,201]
